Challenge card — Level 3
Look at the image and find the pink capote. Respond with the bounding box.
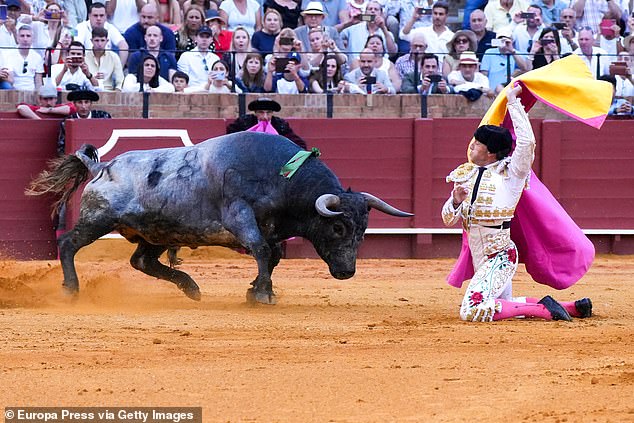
[247,120,280,134]
[447,56,612,290]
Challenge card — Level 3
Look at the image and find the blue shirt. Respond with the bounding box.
[127,49,178,81]
[480,47,518,90]
[535,0,567,25]
[251,31,277,55]
[124,23,177,56]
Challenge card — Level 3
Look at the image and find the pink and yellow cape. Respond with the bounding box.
[447,55,613,290]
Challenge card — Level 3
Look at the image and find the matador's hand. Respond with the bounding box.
[452,185,468,206]
[507,84,522,103]
[470,298,498,322]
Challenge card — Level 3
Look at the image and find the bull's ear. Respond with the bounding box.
[361,192,414,217]
[315,194,342,217]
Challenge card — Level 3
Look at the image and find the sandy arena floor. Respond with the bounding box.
[1,240,633,422]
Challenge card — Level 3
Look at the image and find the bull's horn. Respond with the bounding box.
[362,192,414,217]
[315,194,342,217]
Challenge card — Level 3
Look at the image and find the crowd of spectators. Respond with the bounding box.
[0,0,631,108]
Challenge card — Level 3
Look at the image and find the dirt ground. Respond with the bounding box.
[1,240,633,423]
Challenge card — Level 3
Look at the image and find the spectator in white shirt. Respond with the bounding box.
[51,40,98,90]
[5,25,44,91]
[447,50,492,97]
[122,54,175,92]
[574,26,610,77]
[401,1,454,66]
[176,26,220,89]
[75,2,130,66]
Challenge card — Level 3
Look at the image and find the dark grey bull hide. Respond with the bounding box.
[30,132,412,304]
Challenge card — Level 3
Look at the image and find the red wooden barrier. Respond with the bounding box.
[0,119,63,259]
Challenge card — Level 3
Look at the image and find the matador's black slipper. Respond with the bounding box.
[538,295,572,321]
[574,297,593,318]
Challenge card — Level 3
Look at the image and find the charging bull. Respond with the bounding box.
[27,132,412,304]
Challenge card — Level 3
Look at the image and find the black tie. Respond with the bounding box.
[470,166,487,205]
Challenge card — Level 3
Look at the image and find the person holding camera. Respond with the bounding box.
[528,27,561,69]
[480,28,529,93]
[294,2,343,52]
[401,53,451,94]
[264,29,311,78]
[309,53,346,93]
[264,51,309,93]
[343,48,395,93]
[340,0,396,61]
[0,0,23,51]
[511,5,545,54]
[305,26,347,70]
[203,59,237,93]
[400,1,454,67]
[348,34,400,90]
[51,40,97,90]
[30,3,68,56]
[557,8,579,53]
[535,0,567,25]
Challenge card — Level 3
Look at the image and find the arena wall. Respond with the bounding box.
[0,117,632,260]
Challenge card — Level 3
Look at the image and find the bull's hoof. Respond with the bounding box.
[61,284,79,303]
[179,285,201,301]
[61,284,78,296]
[246,288,277,305]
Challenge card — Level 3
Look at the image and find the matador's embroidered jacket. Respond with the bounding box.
[441,99,535,270]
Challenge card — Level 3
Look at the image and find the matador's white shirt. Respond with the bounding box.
[441,99,535,270]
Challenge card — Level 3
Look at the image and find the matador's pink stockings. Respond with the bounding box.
[493,300,553,320]
[523,297,587,318]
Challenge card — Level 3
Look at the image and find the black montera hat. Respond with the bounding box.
[474,124,512,155]
[67,88,99,102]
[248,97,281,112]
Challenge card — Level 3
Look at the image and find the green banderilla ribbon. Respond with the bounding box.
[280,147,321,179]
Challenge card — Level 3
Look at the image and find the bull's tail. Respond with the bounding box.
[25,144,103,218]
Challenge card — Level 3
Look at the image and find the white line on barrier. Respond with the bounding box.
[98,129,193,157]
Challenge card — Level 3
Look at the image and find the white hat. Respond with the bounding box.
[496,27,513,40]
[458,51,479,65]
[301,1,326,15]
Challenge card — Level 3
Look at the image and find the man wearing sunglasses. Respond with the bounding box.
[4,24,43,91]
